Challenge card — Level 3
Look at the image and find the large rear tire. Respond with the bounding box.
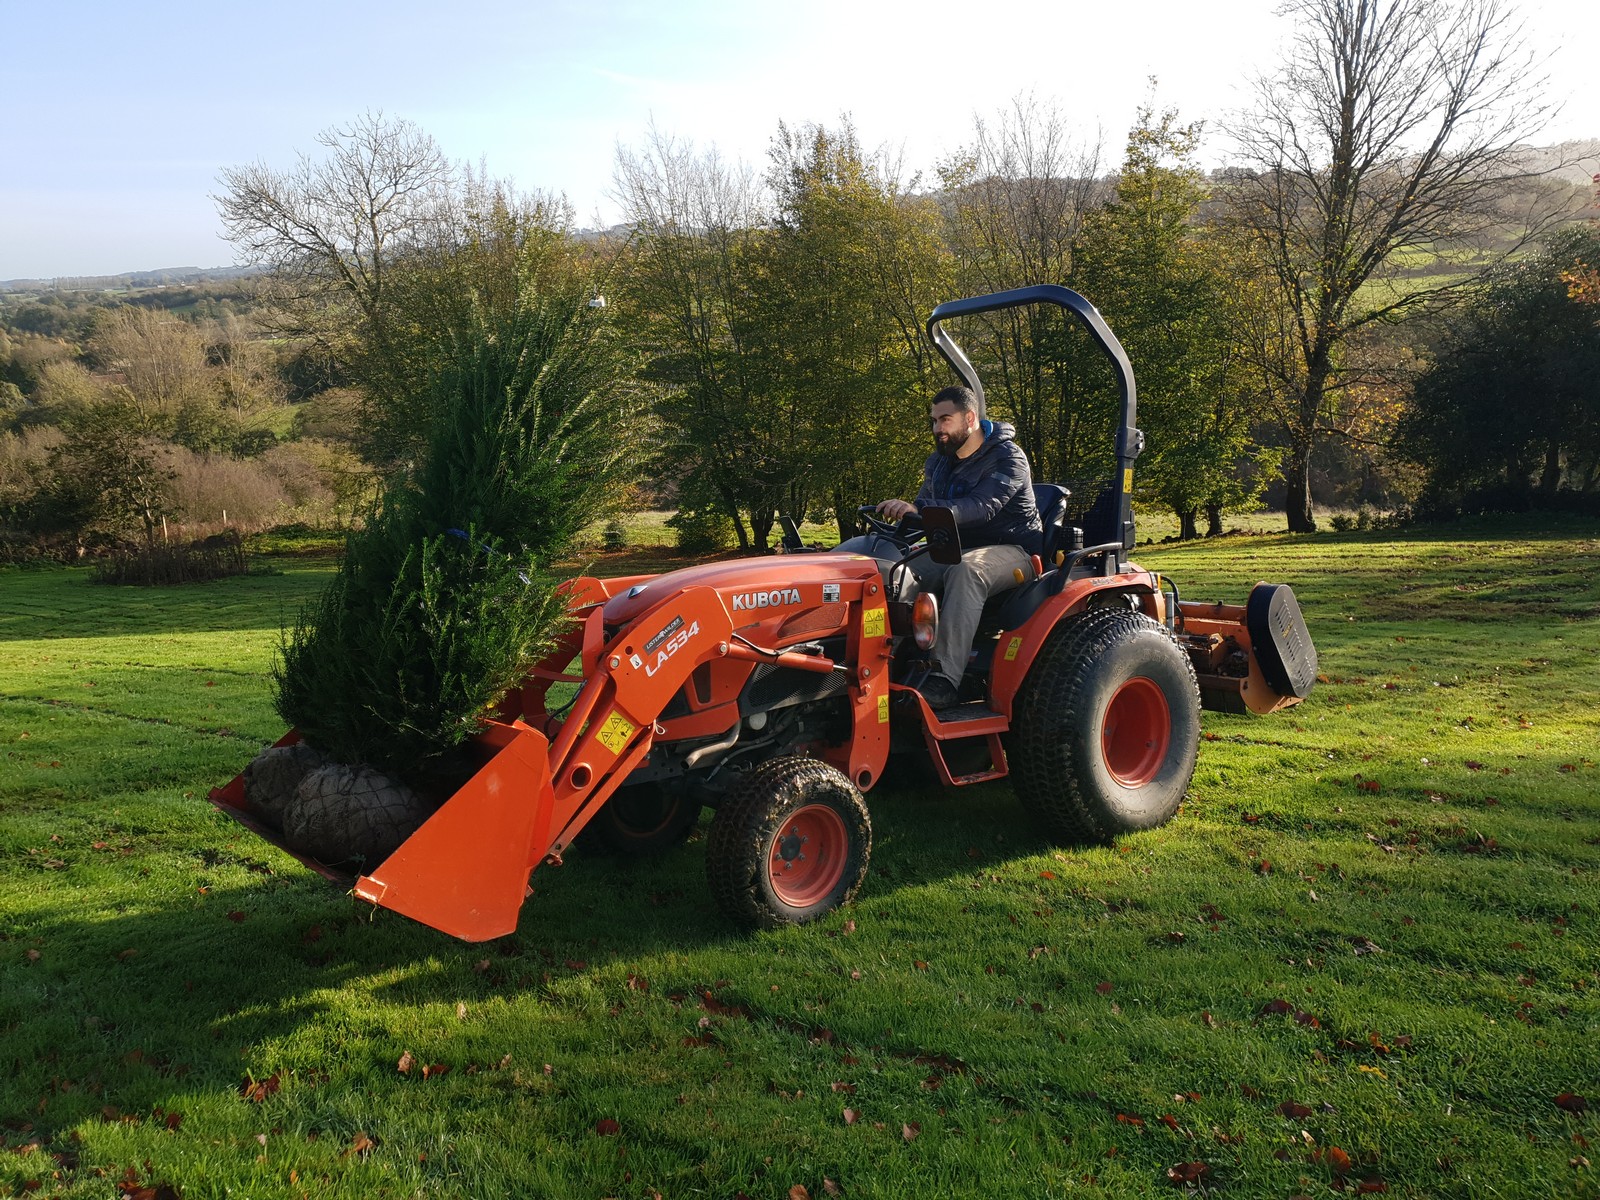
[1011,607,1200,844]
[706,756,871,929]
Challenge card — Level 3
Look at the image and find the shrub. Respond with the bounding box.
[1329,513,1355,532]
[668,506,734,555]
[602,518,627,550]
[90,530,251,585]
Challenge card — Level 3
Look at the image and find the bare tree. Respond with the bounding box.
[1224,0,1573,531]
[216,111,451,360]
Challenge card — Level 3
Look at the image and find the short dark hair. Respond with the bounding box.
[931,385,979,413]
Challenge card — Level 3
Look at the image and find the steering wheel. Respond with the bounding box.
[855,505,921,542]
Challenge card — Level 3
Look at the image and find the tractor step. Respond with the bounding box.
[891,686,1010,787]
[931,701,1006,731]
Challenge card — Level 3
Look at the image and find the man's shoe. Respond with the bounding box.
[916,672,961,711]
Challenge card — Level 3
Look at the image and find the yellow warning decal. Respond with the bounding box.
[1123,467,1134,492]
[862,607,886,638]
[1004,635,1024,662]
[596,712,636,754]
[877,693,890,723]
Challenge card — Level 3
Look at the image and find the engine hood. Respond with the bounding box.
[600,552,883,627]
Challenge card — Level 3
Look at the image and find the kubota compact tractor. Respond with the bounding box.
[211,285,1317,940]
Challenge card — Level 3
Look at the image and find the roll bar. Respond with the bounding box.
[926,284,1144,554]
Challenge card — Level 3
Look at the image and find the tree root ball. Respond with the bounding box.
[242,742,327,828]
[283,763,430,867]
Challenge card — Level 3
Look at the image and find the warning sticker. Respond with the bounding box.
[1123,467,1134,492]
[596,712,636,754]
[862,607,886,638]
[1004,636,1024,662]
[877,693,890,723]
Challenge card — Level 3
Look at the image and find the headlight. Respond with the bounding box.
[912,592,939,650]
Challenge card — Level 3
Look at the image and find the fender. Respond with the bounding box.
[985,569,1161,718]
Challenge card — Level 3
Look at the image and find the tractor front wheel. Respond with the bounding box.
[706,756,871,928]
[1011,607,1200,844]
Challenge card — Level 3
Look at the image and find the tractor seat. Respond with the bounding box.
[965,483,1074,638]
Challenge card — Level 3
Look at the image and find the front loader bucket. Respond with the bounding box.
[352,721,558,942]
[210,721,561,942]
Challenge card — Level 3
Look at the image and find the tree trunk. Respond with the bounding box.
[1205,502,1224,537]
[749,510,774,553]
[1539,440,1563,496]
[718,485,750,551]
[1283,446,1317,533]
[1177,508,1199,540]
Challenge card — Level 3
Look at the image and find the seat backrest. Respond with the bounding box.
[1033,483,1071,537]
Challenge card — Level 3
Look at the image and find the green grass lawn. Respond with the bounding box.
[2,518,1597,1199]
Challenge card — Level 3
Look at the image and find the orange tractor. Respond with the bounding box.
[211,285,1316,940]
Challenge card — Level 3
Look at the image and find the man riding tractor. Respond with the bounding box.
[849,384,1042,710]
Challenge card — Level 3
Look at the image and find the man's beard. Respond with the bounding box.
[935,426,972,457]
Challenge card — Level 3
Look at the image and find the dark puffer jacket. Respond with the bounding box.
[914,419,1043,557]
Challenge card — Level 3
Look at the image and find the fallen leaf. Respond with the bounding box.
[788,1187,810,1200]
[421,1062,450,1079]
[1275,1100,1312,1119]
[226,911,246,923]
[397,1051,415,1075]
[342,1131,378,1159]
[1039,870,1057,880]
[26,949,40,963]
[842,1108,859,1125]
[1354,1176,1389,1194]
[595,1117,621,1136]
[238,1073,280,1103]
[842,920,856,935]
[1327,1146,1353,1175]
[1095,981,1114,995]
[823,1179,843,1197]
[1166,1160,1210,1185]
[902,1122,920,1142]
[456,1002,467,1020]
[1260,999,1293,1016]
[913,960,929,971]
[831,1082,856,1094]
[1555,1093,1589,1114]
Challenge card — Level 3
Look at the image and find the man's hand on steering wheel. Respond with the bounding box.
[855,502,917,538]
[876,498,919,522]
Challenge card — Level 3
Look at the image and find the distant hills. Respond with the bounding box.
[0,265,260,293]
[4,140,1593,293]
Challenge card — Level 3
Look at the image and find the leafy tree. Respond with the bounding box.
[1078,103,1272,538]
[37,398,174,547]
[1399,225,1600,502]
[937,96,1113,481]
[765,120,953,539]
[614,126,784,550]
[1222,0,1571,530]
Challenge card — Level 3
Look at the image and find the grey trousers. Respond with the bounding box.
[909,543,1035,682]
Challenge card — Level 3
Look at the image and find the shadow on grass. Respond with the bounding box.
[4,770,1049,1126]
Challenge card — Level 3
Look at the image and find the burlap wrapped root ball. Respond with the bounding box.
[283,762,430,867]
[241,742,326,828]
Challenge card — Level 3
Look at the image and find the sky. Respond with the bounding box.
[2,0,1596,280]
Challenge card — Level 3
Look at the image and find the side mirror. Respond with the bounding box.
[920,505,962,566]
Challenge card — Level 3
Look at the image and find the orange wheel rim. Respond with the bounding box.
[768,803,848,907]
[1102,676,1171,787]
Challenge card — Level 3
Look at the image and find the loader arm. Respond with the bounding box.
[350,568,894,941]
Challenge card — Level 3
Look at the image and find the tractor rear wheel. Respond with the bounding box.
[1010,606,1200,844]
[581,782,702,857]
[706,756,871,929]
